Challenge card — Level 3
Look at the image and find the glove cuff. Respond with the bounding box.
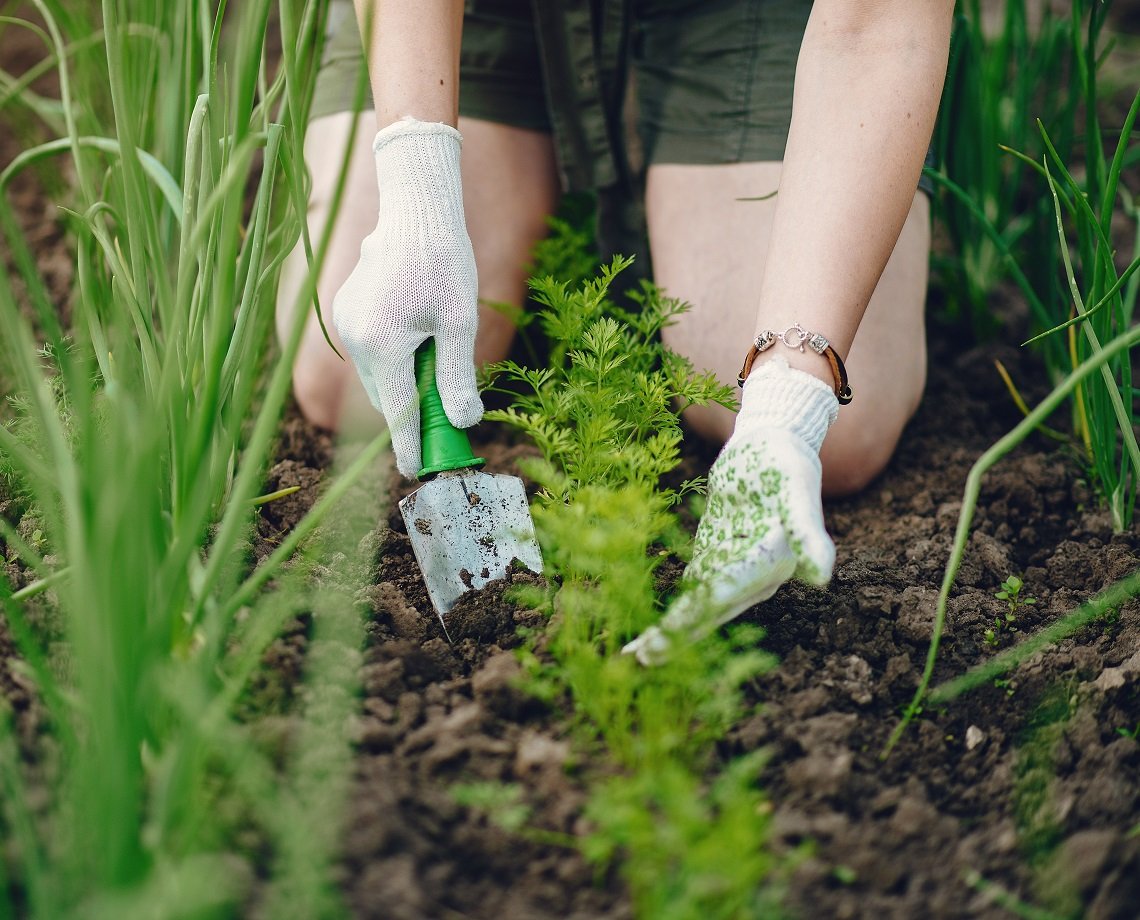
[373,115,463,152]
[372,117,465,231]
[735,354,839,452]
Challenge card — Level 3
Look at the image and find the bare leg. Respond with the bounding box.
[277,111,561,432]
[649,161,930,496]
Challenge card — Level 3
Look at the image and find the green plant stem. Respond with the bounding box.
[1021,254,1140,345]
[922,166,1052,329]
[250,486,301,507]
[10,567,70,602]
[930,566,1140,704]
[884,321,1140,756]
[1042,152,1140,529]
[29,0,93,201]
[219,431,390,622]
[0,136,183,219]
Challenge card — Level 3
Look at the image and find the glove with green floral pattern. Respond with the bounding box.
[622,354,840,665]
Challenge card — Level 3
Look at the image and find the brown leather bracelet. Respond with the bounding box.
[736,324,853,405]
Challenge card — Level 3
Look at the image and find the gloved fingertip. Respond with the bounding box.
[385,412,422,479]
[434,333,481,424]
[658,589,701,633]
[392,440,422,479]
[376,364,421,477]
[796,531,836,587]
[621,626,671,667]
[395,455,420,480]
[440,391,484,429]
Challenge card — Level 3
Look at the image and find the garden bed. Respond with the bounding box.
[242,324,1139,919]
[3,4,1139,917]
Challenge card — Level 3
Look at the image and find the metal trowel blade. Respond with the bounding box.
[398,469,543,635]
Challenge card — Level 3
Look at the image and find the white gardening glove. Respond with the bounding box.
[332,117,482,478]
[623,355,839,665]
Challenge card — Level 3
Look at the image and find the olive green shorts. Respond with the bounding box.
[312,0,812,192]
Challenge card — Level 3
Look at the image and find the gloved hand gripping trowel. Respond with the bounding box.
[399,341,543,638]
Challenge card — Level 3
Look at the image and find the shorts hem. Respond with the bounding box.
[644,131,788,167]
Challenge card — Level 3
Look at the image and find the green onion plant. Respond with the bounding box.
[886,322,1140,754]
[930,0,1073,342]
[1018,0,1140,530]
[0,0,378,914]
[932,0,1140,529]
[883,2,1140,752]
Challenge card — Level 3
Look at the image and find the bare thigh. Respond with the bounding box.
[277,112,561,432]
[647,161,930,497]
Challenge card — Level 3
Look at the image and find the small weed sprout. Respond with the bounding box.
[985,575,1036,646]
[451,781,576,849]
[451,782,533,834]
[998,574,1036,619]
[993,677,1017,698]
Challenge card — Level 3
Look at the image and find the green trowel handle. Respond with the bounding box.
[415,339,485,480]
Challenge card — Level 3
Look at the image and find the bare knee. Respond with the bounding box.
[292,353,350,431]
[680,400,737,445]
[820,420,901,497]
[278,263,350,432]
[820,374,923,497]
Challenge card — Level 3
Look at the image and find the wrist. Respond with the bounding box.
[373,116,462,154]
[371,117,466,231]
[747,346,833,390]
[735,354,838,452]
[739,323,852,406]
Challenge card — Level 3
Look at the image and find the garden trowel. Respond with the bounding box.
[398,340,543,638]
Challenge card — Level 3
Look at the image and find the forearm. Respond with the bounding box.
[756,0,953,358]
[354,0,463,128]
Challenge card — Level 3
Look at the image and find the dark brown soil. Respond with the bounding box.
[236,323,1140,920]
[254,420,626,920]
[736,333,1140,920]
